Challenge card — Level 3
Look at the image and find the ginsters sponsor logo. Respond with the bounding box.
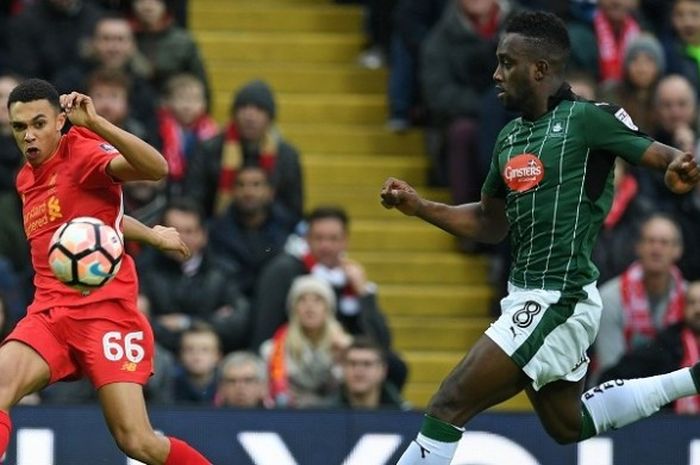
[502,153,544,192]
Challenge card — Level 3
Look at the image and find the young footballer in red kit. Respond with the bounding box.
[2,78,212,464]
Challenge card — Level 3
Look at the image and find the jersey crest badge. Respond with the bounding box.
[100,143,116,152]
[503,153,545,192]
[548,119,568,137]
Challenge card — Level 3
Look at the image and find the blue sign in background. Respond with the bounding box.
[5,405,700,465]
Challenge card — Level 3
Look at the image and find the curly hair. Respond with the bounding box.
[505,10,570,69]
[7,78,60,112]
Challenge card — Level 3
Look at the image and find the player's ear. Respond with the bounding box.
[55,109,67,132]
[534,60,549,81]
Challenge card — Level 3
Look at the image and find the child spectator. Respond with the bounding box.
[173,324,222,404]
[262,276,351,408]
[158,73,218,196]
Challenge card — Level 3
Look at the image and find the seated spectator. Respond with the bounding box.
[332,337,409,410]
[0,74,22,194]
[209,166,297,297]
[568,0,642,84]
[600,33,665,134]
[0,293,14,341]
[85,68,157,148]
[214,351,272,408]
[253,206,408,390]
[600,280,700,414]
[138,198,251,353]
[6,0,103,82]
[173,324,222,404]
[665,0,700,90]
[669,175,700,281]
[567,70,599,101]
[0,193,30,319]
[638,74,698,210]
[158,73,218,196]
[593,214,686,381]
[129,0,210,98]
[420,0,516,204]
[261,276,350,408]
[123,178,167,229]
[52,12,159,139]
[186,79,303,221]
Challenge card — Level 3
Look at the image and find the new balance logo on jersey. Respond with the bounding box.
[502,154,545,192]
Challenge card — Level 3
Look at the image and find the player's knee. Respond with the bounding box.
[543,423,581,445]
[113,429,156,461]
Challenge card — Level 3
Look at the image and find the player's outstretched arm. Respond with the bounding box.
[123,216,191,260]
[59,92,168,182]
[639,142,700,194]
[380,177,509,243]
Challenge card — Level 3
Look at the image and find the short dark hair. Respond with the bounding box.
[505,11,571,69]
[163,197,206,227]
[307,206,349,231]
[7,78,61,112]
[345,337,387,364]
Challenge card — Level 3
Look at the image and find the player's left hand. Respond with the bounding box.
[152,225,191,260]
[59,92,99,128]
[665,152,700,194]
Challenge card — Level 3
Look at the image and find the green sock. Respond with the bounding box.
[419,414,463,443]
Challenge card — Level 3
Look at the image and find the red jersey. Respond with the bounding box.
[16,126,138,314]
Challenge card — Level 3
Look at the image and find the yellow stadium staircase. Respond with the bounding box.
[190,0,530,411]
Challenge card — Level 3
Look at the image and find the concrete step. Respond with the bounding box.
[405,383,532,411]
[303,154,427,186]
[191,5,362,33]
[403,350,463,383]
[379,285,493,317]
[391,317,491,351]
[283,124,425,155]
[306,186,450,219]
[209,64,386,95]
[350,251,489,284]
[213,92,386,125]
[349,225,457,253]
[197,32,363,64]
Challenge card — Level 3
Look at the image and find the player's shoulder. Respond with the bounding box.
[575,99,640,131]
[65,127,118,156]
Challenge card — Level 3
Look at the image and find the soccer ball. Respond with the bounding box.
[48,217,123,291]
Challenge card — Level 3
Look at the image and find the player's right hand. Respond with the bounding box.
[152,225,191,260]
[59,92,99,129]
[380,177,423,216]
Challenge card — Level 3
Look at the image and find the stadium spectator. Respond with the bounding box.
[420,0,516,205]
[600,281,700,414]
[0,74,22,194]
[667,170,700,281]
[185,79,303,221]
[6,0,103,82]
[52,13,160,140]
[332,337,409,409]
[252,206,408,390]
[593,214,686,381]
[173,324,222,404]
[261,275,350,408]
[129,0,210,99]
[138,198,251,353]
[157,73,218,196]
[664,0,700,91]
[208,165,297,298]
[214,351,272,408]
[600,33,665,134]
[568,0,642,83]
[123,178,168,229]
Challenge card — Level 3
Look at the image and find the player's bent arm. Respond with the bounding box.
[639,142,700,194]
[416,194,509,243]
[89,116,169,182]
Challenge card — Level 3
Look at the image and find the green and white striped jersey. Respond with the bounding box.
[482,90,653,292]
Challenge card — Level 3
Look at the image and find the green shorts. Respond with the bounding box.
[485,281,602,390]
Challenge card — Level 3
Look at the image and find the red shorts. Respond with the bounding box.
[5,300,154,389]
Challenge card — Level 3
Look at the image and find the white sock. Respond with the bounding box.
[396,433,461,465]
[581,367,697,435]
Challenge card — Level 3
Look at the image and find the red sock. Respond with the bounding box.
[164,437,211,465]
[0,411,11,456]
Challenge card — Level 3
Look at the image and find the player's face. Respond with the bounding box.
[685,283,700,333]
[234,105,271,142]
[233,168,273,214]
[306,218,347,268]
[673,1,700,45]
[636,219,683,274]
[180,332,221,377]
[168,83,206,127]
[9,99,65,166]
[93,19,135,69]
[342,348,386,396]
[219,363,266,408]
[294,292,329,332]
[626,52,660,89]
[493,34,538,113]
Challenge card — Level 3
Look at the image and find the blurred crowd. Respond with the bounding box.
[0,0,699,413]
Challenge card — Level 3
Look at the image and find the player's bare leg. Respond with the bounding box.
[397,335,530,465]
[98,382,212,465]
[0,341,51,454]
[525,379,585,444]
